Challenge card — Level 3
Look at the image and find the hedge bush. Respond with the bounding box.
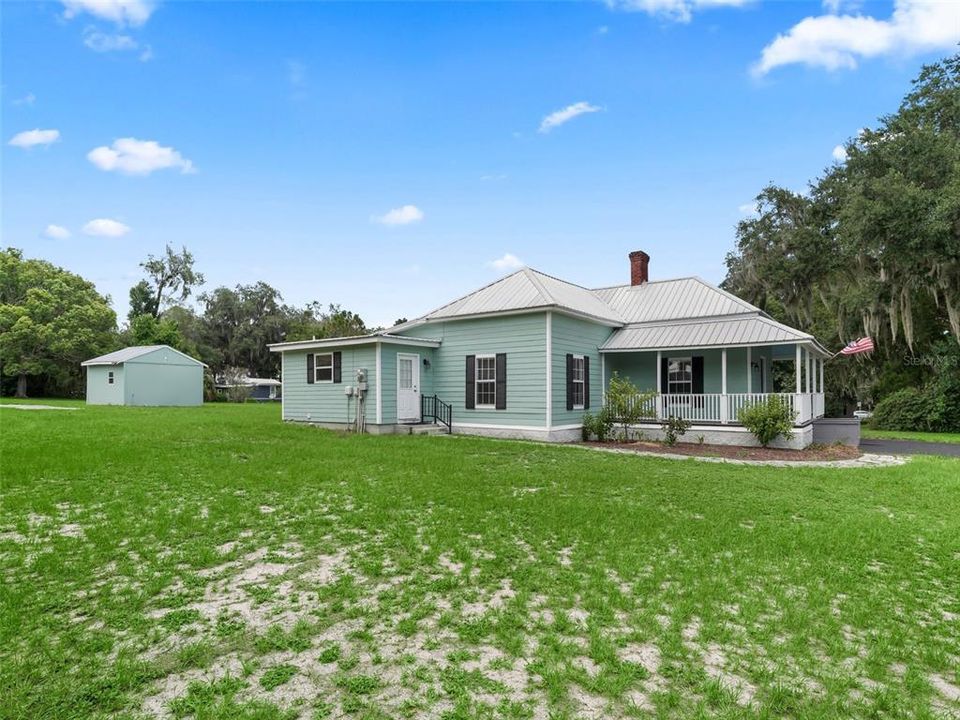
[738,395,795,447]
[871,378,960,432]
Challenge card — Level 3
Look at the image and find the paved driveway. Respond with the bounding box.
[859,438,960,457]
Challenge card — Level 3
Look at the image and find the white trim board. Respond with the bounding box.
[375,343,382,424]
[269,334,441,353]
[545,311,552,430]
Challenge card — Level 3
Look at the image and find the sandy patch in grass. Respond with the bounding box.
[437,551,464,574]
[620,643,661,674]
[930,673,960,702]
[58,523,84,538]
[558,546,574,567]
[703,642,758,707]
[462,578,515,617]
[570,684,608,718]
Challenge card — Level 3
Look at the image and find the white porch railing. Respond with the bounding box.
[606,392,825,426]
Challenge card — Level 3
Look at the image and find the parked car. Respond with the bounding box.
[853,410,873,420]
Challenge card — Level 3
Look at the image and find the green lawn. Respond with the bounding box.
[2,403,959,719]
[861,428,960,445]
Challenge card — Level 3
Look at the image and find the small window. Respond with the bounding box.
[572,355,585,408]
[475,355,496,408]
[107,371,114,385]
[667,357,693,395]
[314,353,333,383]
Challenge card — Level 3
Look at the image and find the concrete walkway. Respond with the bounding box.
[860,438,960,458]
[574,444,906,468]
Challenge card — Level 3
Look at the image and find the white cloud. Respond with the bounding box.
[832,144,848,162]
[13,93,36,107]
[87,138,195,175]
[480,173,507,181]
[738,202,757,215]
[8,128,60,148]
[538,101,602,133]
[44,224,71,239]
[596,25,610,34]
[488,253,525,271]
[605,0,749,24]
[82,218,131,237]
[753,0,960,76]
[62,0,154,26]
[374,205,424,226]
[83,28,138,52]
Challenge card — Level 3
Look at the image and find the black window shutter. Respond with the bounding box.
[566,354,574,411]
[660,357,669,393]
[495,353,507,410]
[465,355,476,409]
[583,356,590,410]
[692,356,704,394]
[333,351,342,383]
[307,353,315,384]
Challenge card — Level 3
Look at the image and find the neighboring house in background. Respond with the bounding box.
[215,377,282,401]
[81,345,206,406]
[268,251,829,448]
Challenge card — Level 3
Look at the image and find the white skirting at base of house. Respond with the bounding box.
[283,418,812,449]
[451,423,582,443]
[628,422,814,450]
[284,420,399,435]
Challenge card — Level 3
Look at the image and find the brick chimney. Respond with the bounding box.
[629,250,650,286]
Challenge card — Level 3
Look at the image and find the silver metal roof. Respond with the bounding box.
[387,268,825,352]
[593,277,759,324]
[81,345,206,367]
[600,314,814,352]
[416,268,624,324]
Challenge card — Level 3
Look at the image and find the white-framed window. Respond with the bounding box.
[667,357,693,395]
[475,355,496,408]
[107,371,114,385]
[314,352,333,383]
[572,355,585,409]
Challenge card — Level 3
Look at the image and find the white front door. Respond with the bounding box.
[397,353,421,422]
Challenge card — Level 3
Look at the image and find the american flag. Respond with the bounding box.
[840,337,875,355]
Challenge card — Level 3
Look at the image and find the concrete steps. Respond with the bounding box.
[403,423,449,436]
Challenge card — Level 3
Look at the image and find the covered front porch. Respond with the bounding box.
[600,342,827,427]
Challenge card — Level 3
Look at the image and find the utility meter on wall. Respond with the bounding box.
[355,368,368,391]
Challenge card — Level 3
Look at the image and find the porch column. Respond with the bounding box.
[655,351,662,420]
[746,347,752,394]
[806,350,812,394]
[721,348,728,424]
[795,345,802,394]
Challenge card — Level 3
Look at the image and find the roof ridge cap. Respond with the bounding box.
[521,267,556,305]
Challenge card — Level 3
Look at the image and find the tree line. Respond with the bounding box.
[722,52,960,419]
[0,245,378,398]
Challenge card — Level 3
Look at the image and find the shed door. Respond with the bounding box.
[397,353,421,422]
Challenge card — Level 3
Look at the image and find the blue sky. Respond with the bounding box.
[3,0,958,327]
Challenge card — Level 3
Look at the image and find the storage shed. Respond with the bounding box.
[81,345,206,406]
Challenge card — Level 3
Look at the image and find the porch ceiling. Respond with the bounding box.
[599,314,819,353]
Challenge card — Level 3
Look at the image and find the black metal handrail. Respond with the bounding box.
[420,394,453,434]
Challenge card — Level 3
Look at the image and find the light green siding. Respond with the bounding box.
[605,352,658,392]
[604,346,777,394]
[550,313,614,427]
[282,345,378,424]
[398,313,548,428]
[122,348,203,406]
[85,366,125,405]
[379,345,435,424]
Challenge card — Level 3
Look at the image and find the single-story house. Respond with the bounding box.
[215,377,282,401]
[81,345,206,406]
[268,251,829,448]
